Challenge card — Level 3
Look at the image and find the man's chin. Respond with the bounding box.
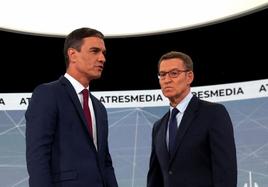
[89,74,102,80]
[163,91,175,99]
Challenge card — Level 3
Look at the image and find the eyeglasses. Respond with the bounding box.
[158,69,189,79]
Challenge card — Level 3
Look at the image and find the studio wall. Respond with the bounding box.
[0,79,268,186]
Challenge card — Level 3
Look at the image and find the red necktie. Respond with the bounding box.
[82,89,93,137]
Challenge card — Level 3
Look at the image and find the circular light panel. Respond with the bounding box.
[0,0,267,37]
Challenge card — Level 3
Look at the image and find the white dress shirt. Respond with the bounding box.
[64,73,98,149]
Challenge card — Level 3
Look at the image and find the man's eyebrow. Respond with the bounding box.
[89,46,101,50]
[89,47,106,54]
[159,68,179,72]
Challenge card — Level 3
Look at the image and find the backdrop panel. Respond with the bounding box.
[0,79,267,187]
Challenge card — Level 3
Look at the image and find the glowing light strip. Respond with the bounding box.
[0,0,267,37]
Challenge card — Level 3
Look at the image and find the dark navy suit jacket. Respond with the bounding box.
[25,76,118,187]
[147,95,237,187]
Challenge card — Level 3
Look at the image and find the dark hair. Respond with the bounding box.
[63,27,104,68]
[158,51,193,71]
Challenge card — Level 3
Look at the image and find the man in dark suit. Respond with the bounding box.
[147,51,237,187]
[25,27,118,187]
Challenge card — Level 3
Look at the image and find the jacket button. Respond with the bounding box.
[168,171,173,175]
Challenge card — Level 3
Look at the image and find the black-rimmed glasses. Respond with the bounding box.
[158,69,189,79]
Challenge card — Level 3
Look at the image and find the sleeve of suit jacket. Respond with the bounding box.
[25,84,57,187]
[209,104,237,187]
[147,120,164,187]
[101,105,118,187]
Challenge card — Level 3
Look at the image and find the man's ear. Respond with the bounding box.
[187,71,194,85]
[68,48,77,63]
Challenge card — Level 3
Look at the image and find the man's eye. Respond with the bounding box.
[170,71,178,76]
[90,48,101,53]
[91,50,98,53]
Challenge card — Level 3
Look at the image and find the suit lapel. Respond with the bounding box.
[59,76,93,139]
[90,95,103,151]
[169,96,199,163]
[155,113,170,166]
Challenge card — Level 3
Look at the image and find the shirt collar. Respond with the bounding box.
[169,92,193,114]
[64,73,88,94]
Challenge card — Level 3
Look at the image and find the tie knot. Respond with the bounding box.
[171,108,179,118]
[82,89,89,98]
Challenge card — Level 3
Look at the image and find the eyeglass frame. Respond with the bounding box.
[158,68,189,80]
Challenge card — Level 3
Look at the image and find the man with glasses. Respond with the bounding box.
[147,51,237,187]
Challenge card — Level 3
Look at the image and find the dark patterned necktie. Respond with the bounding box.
[169,108,179,154]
